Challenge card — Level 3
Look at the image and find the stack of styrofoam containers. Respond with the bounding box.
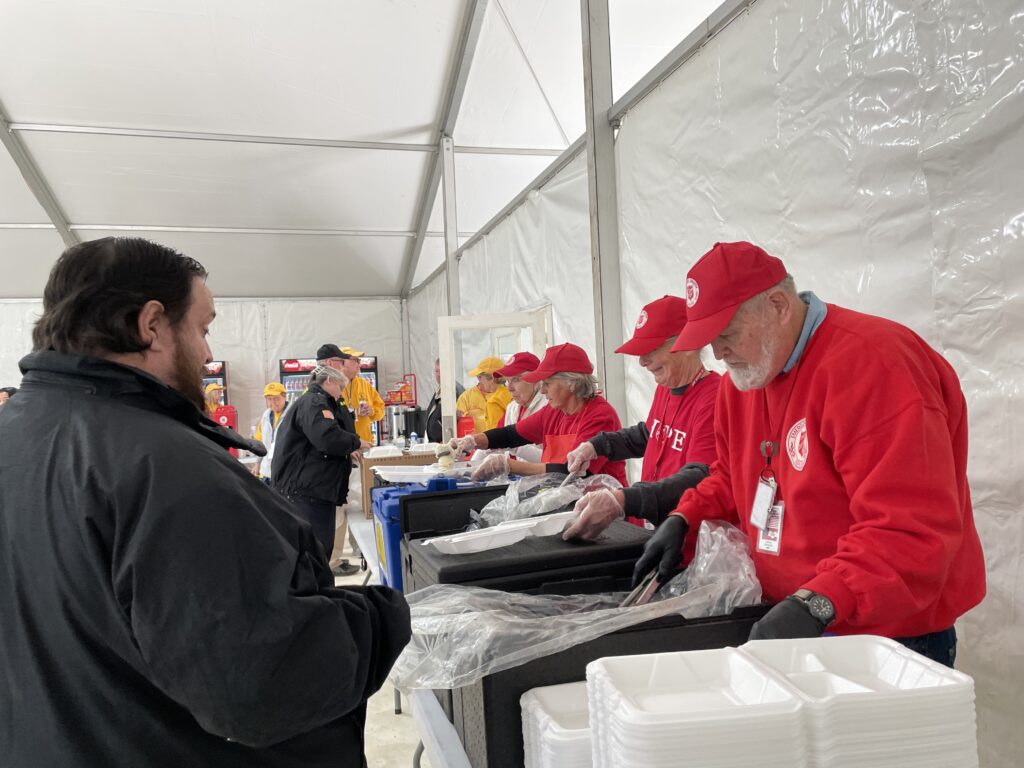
[587,647,809,767]
[585,636,977,768]
[741,636,978,767]
[521,682,592,768]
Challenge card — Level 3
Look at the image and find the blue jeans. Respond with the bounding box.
[895,627,957,668]
[284,494,335,559]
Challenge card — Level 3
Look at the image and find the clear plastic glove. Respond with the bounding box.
[563,489,624,541]
[471,452,510,481]
[566,441,598,475]
[449,435,477,459]
[631,514,688,586]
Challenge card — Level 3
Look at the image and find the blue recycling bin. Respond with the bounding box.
[371,477,460,590]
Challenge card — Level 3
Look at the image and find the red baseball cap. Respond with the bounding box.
[616,295,688,356]
[520,343,594,383]
[671,241,787,351]
[495,351,540,378]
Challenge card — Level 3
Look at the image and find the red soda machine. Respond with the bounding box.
[279,356,382,444]
[278,358,318,403]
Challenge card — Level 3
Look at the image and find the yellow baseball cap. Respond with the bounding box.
[468,355,505,377]
[204,382,225,394]
[340,346,364,357]
[263,382,287,397]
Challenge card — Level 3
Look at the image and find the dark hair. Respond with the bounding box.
[0,387,16,397]
[33,237,207,355]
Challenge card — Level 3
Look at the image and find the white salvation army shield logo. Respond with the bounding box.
[685,277,699,308]
[635,309,649,329]
[786,418,809,471]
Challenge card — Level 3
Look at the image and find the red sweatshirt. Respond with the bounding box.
[674,305,985,637]
[641,373,720,481]
[515,397,628,487]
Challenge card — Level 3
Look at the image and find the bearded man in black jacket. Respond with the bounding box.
[0,237,411,768]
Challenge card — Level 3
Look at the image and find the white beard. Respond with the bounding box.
[725,333,779,391]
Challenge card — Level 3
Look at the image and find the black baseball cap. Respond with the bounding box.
[315,343,352,361]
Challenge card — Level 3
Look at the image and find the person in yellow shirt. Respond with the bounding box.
[456,355,512,433]
[253,382,289,483]
[316,343,385,444]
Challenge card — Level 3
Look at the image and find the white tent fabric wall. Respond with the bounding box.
[406,273,449,409]
[457,151,594,368]
[0,297,403,448]
[614,1,1024,766]
[0,300,43,387]
[258,298,403,438]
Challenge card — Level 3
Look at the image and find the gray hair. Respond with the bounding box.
[550,371,598,400]
[736,273,798,319]
[307,365,349,389]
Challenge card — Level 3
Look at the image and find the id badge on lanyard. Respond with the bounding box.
[750,440,777,530]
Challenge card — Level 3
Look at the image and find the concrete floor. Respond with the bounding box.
[332,538,433,768]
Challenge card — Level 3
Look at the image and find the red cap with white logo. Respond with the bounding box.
[520,343,594,383]
[615,295,688,356]
[671,241,787,351]
[495,351,540,378]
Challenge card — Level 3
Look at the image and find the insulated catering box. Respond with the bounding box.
[403,520,649,594]
[399,489,649,595]
[395,487,769,768]
[455,605,768,768]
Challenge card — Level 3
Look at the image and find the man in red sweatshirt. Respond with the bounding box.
[633,241,985,666]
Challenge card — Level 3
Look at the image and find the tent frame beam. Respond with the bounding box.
[580,0,627,419]
[8,122,563,157]
[440,136,462,314]
[399,0,489,297]
[0,102,78,248]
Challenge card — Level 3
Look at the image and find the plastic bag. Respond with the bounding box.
[478,472,623,527]
[390,520,762,691]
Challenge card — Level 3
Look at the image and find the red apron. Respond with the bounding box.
[540,401,591,464]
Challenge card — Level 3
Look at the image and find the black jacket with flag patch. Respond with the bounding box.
[271,382,361,505]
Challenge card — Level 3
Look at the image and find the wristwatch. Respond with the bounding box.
[793,588,835,626]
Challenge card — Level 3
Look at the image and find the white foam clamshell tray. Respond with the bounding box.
[584,636,977,768]
[521,682,592,768]
[371,462,474,484]
[418,510,577,555]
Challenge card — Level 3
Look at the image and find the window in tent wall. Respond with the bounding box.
[437,307,553,441]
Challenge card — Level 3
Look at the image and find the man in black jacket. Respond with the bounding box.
[424,357,465,442]
[272,364,371,557]
[0,237,411,768]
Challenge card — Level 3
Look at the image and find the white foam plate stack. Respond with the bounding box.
[585,636,977,768]
[521,682,592,768]
[587,648,807,767]
[742,635,978,768]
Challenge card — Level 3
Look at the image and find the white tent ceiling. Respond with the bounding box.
[0,0,726,299]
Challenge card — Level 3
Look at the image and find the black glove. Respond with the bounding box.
[748,597,827,640]
[631,515,688,587]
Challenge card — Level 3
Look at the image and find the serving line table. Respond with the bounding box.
[344,505,473,768]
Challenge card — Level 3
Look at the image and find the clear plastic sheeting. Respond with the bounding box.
[478,473,622,527]
[614,1,1024,764]
[390,521,761,691]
